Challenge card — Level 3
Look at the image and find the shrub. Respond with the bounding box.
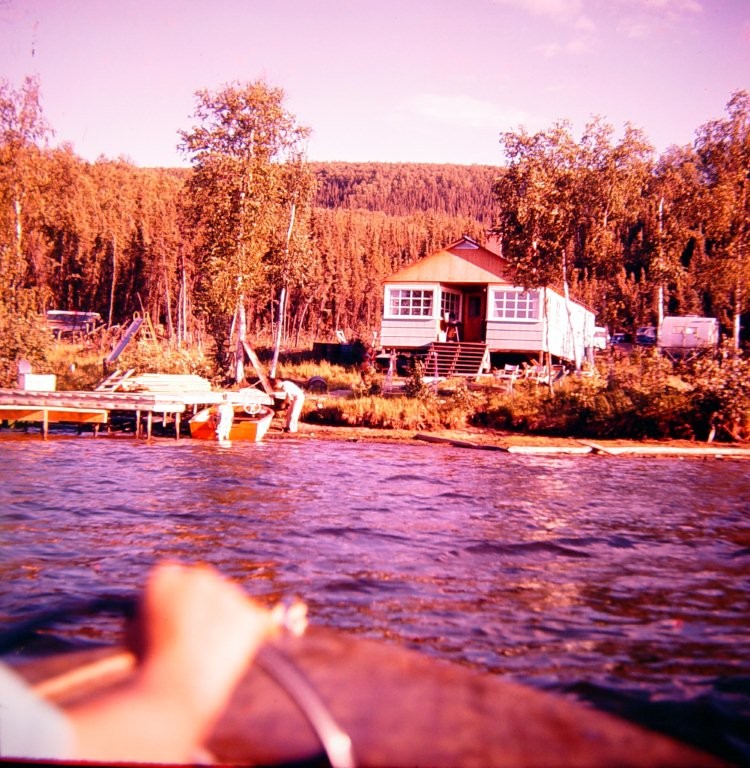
[687,353,750,441]
[0,290,55,388]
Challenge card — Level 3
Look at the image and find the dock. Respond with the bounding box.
[0,386,272,440]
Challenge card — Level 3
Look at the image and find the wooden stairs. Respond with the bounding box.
[423,342,489,379]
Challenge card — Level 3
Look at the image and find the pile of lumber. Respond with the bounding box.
[123,374,213,393]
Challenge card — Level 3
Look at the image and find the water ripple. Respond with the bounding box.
[0,437,748,762]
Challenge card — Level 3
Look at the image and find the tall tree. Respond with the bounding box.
[0,76,54,382]
[494,122,582,368]
[574,120,654,332]
[645,144,703,326]
[694,90,750,350]
[179,80,311,373]
[494,122,578,289]
[0,76,50,294]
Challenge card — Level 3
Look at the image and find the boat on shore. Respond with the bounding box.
[189,402,275,442]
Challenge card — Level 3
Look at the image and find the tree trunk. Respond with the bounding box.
[734,284,742,351]
[270,285,286,378]
[13,198,23,288]
[561,247,580,370]
[234,297,247,383]
[108,235,117,328]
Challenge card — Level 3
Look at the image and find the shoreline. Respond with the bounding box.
[269,423,750,458]
[2,422,748,457]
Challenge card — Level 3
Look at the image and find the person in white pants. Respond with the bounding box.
[270,378,305,433]
[215,395,235,441]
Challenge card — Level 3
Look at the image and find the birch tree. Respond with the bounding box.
[694,90,750,350]
[0,76,49,293]
[179,80,310,372]
[0,76,54,382]
[494,122,580,369]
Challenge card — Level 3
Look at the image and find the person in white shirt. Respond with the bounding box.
[269,378,305,433]
[215,394,235,441]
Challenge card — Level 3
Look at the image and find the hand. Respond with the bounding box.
[67,562,277,763]
[137,562,275,725]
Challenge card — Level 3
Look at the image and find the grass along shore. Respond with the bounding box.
[30,340,750,448]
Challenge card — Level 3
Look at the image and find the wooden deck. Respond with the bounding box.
[0,386,273,440]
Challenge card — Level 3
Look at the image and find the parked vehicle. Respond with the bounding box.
[593,327,609,350]
[635,326,657,346]
[611,332,631,347]
[658,316,719,358]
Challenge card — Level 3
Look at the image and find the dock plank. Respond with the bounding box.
[0,406,108,424]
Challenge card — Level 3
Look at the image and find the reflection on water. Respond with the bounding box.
[0,435,748,762]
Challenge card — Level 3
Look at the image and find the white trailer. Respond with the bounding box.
[658,316,719,358]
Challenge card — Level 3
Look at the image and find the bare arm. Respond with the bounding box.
[66,563,275,763]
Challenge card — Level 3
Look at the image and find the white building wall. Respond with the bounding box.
[379,317,438,348]
[380,281,595,365]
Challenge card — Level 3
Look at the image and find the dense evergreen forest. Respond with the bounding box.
[312,162,498,222]
[1,76,748,384]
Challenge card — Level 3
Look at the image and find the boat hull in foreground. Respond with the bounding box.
[15,627,721,768]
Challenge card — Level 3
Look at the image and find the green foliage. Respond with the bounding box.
[470,352,748,442]
[402,359,435,400]
[0,288,55,387]
[0,76,51,294]
[685,351,750,441]
[179,80,312,374]
[312,162,498,223]
[2,74,750,391]
[306,392,472,431]
[117,342,216,381]
[45,344,105,391]
[693,90,750,348]
[269,359,360,391]
[493,95,750,345]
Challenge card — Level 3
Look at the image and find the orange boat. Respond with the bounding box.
[189,403,275,442]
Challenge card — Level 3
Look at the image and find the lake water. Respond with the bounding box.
[0,434,748,763]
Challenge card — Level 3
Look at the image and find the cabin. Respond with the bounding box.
[378,236,597,376]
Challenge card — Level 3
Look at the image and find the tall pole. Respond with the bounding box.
[270,202,296,378]
[657,196,665,343]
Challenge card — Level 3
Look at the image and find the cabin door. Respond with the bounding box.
[462,290,485,342]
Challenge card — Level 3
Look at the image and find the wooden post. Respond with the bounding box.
[175,412,181,440]
[42,408,49,440]
[146,411,153,440]
[135,410,141,438]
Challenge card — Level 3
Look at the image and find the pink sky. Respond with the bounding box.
[1,0,748,167]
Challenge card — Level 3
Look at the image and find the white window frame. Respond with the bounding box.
[490,288,540,322]
[440,289,461,320]
[385,286,435,318]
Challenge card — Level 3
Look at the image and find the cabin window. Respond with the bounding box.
[491,289,539,321]
[387,288,434,317]
[440,290,461,319]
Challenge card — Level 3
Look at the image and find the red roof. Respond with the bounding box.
[386,236,511,285]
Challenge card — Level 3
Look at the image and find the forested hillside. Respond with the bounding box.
[312,162,498,223]
[307,163,493,335]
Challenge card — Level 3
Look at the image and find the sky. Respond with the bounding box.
[1,0,748,168]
